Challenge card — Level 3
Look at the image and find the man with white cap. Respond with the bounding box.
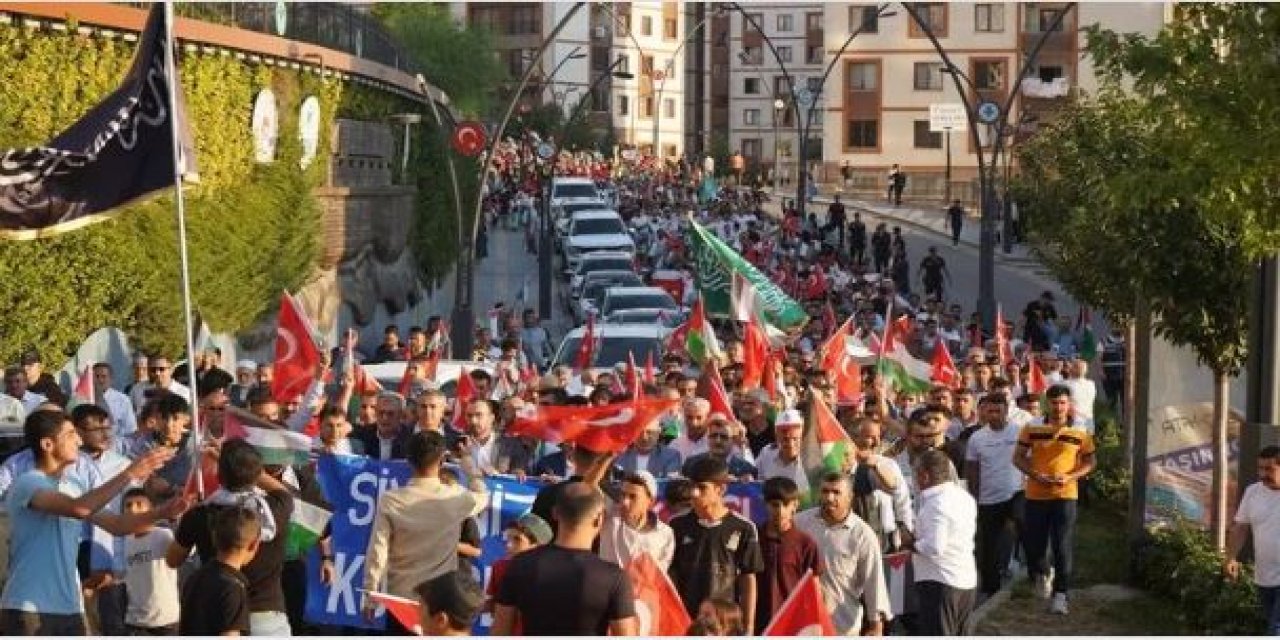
[229,360,257,408]
[594,470,675,571]
[755,409,810,493]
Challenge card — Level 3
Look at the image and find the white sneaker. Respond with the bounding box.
[1050,592,1069,615]
[1034,573,1053,600]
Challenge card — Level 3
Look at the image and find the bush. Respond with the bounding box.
[1090,404,1131,509]
[1136,520,1265,634]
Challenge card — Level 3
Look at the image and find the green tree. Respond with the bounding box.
[373,3,507,118]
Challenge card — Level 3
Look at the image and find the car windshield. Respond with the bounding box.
[562,203,605,217]
[602,293,678,315]
[555,183,598,199]
[585,278,642,307]
[554,336,662,368]
[576,258,634,276]
[570,218,626,236]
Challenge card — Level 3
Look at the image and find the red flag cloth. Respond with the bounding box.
[762,570,837,636]
[626,551,692,636]
[741,317,770,390]
[509,398,678,452]
[665,318,689,357]
[996,305,1014,367]
[364,590,422,635]
[1027,356,1048,395]
[625,352,640,398]
[700,365,736,420]
[72,366,94,403]
[883,314,915,353]
[643,351,656,385]
[930,340,960,387]
[271,292,321,403]
[830,347,863,407]
[762,352,779,402]
[396,364,415,398]
[353,364,383,396]
[821,301,837,339]
[451,367,475,430]
[575,314,596,370]
[818,317,852,373]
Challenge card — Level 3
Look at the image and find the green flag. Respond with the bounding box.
[686,218,808,331]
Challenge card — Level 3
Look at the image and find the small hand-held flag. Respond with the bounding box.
[762,569,836,636]
[626,551,692,636]
[272,291,321,403]
[930,339,959,388]
[362,590,422,635]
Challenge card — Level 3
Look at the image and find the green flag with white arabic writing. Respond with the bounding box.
[686,217,808,331]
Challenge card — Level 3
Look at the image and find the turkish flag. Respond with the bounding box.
[930,340,960,388]
[625,351,640,398]
[831,349,863,407]
[762,570,837,636]
[1028,356,1048,395]
[509,398,677,453]
[397,364,415,398]
[626,551,691,636]
[665,318,689,357]
[271,291,321,403]
[451,367,475,431]
[700,364,735,420]
[575,314,597,371]
[643,351,656,385]
[762,352,780,402]
[364,590,422,635]
[353,364,383,396]
[996,304,1014,367]
[741,316,769,390]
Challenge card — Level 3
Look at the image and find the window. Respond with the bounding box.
[913,121,943,148]
[850,6,879,33]
[913,62,944,90]
[591,46,610,72]
[509,6,539,35]
[741,46,763,65]
[663,98,675,119]
[810,109,823,126]
[616,54,630,74]
[806,77,823,93]
[590,86,609,112]
[641,16,653,36]
[774,76,790,97]
[1035,65,1065,82]
[745,13,763,34]
[641,55,655,76]
[807,46,823,65]
[778,140,793,158]
[504,49,527,78]
[848,62,877,90]
[742,138,763,159]
[618,95,629,116]
[975,4,1004,32]
[665,18,677,39]
[974,60,1006,90]
[806,12,822,31]
[663,144,677,158]
[618,13,631,37]
[744,109,760,125]
[778,46,793,63]
[907,3,948,38]
[777,14,794,31]
[1026,6,1067,32]
[744,77,760,94]
[641,96,655,118]
[712,63,726,77]
[847,120,878,148]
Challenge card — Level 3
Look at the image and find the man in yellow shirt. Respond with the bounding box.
[1012,384,1095,616]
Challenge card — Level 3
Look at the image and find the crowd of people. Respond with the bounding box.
[2,146,1276,638]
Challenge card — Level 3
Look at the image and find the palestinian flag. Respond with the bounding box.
[223,407,313,467]
[685,296,722,366]
[801,395,854,505]
[687,216,808,330]
[363,590,421,634]
[877,344,933,395]
[285,500,331,560]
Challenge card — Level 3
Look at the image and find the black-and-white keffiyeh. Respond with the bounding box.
[206,487,278,542]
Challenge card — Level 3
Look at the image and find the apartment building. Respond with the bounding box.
[813,2,1168,198]
[455,2,688,158]
[723,4,826,182]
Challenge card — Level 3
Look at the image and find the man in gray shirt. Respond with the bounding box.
[519,309,553,371]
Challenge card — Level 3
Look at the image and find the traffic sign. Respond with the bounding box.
[794,87,815,108]
[929,103,966,133]
[976,101,1001,125]
[536,142,556,160]
[451,122,487,157]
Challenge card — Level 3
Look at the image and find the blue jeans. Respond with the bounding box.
[1261,585,1280,635]
[1023,499,1077,595]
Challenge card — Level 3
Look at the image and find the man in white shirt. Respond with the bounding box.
[669,398,712,461]
[3,367,46,414]
[93,363,138,438]
[903,449,977,636]
[755,410,808,493]
[1061,357,1097,424]
[1224,445,1280,634]
[965,394,1024,597]
[128,356,190,414]
[794,472,892,635]
[596,471,674,571]
[462,398,500,474]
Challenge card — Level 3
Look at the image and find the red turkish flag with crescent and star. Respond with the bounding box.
[271,291,321,403]
[930,339,960,388]
[451,367,475,431]
[762,570,837,636]
[626,551,691,636]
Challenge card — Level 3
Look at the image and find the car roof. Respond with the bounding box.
[583,269,639,281]
[603,286,673,298]
[562,324,668,339]
[552,176,596,186]
[569,209,623,221]
[579,251,633,261]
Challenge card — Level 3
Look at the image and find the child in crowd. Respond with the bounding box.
[178,506,259,636]
[122,488,180,635]
[483,512,553,630]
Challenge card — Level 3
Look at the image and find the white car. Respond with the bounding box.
[360,360,496,397]
[562,210,634,273]
[576,271,646,324]
[551,324,667,372]
[603,308,684,330]
[550,176,601,204]
[568,252,639,299]
[598,286,680,319]
[552,199,609,249]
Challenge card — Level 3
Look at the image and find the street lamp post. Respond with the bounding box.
[651,7,724,158]
[772,98,785,189]
[414,75,465,358]
[906,1,1076,330]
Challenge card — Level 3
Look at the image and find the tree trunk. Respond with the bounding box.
[1124,316,1138,465]
[1211,370,1231,551]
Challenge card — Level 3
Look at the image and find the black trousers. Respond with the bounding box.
[850,241,865,265]
[1024,499,1078,595]
[976,492,1025,596]
[914,581,975,636]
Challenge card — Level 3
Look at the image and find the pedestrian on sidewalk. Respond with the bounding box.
[1224,445,1280,635]
[840,160,852,189]
[849,211,868,266]
[824,196,847,249]
[947,200,966,247]
[888,164,907,206]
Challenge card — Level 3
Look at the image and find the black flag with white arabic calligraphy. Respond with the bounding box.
[0,3,198,240]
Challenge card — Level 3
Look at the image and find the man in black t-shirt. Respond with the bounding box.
[668,456,765,632]
[825,196,847,249]
[849,212,868,265]
[493,483,638,635]
[919,247,950,301]
[166,439,295,636]
[179,505,259,636]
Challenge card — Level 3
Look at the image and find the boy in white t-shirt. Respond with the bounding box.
[122,488,181,634]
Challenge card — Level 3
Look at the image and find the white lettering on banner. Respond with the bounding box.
[348,467,404,526]
[480,484,536,540]
[327,552,365,615]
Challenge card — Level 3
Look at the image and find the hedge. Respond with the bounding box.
[0,19,467,363]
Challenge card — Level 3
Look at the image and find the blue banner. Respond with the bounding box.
[304,454,763,633]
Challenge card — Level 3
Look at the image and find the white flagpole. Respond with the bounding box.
[161,1,204,497]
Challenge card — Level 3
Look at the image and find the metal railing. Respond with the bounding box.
[117,2,415,73]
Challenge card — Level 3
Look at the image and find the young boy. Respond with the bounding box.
[416,571,485,637]
[179,506,260,636]
[756,476,823,633]
[483,513,552,635]
[122,488,180,634]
